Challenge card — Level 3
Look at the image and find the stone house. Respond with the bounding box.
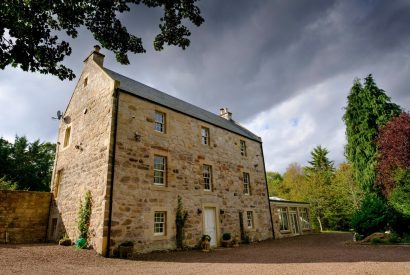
[269,196,312,239]
[48,47,274,256]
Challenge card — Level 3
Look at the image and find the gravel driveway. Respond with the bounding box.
[1,233,409,274]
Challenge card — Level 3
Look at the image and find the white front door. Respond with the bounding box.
[204,207,217,247]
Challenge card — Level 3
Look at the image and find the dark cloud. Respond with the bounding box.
[1,0,410,171]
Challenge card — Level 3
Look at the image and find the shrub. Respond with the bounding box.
[201,235,211,242]
[222,233,231,241]
[370,237,383,245]
[351,194,389,236]
[78,191,92,240]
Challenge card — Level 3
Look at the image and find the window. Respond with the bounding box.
[240,140,247,156]
[201,127,209,145]
[203,164,212,191]
[243,172,250,195]
[54,170,62,198]
[154,155,166,185]
[83,76,88,87]
[278,207,289,231]
[300,208,310,230]
[63,126,71,147]
[154,111,166,133]
[246,211,254,228]
[154,212,166,235]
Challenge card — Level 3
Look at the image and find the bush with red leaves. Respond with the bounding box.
[376,112,410,195]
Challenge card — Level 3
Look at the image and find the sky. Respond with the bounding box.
[1,0,410,173]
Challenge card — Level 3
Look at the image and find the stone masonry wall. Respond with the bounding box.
[48,55,115,254]
[0,190,51,244]
[109,92,273,253]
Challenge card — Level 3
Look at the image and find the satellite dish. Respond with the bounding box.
[52,110,63,120]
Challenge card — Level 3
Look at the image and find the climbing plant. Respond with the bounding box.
[78,191,92,241]
[175,196,188,249]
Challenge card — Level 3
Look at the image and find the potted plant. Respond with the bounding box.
[201,235,211,252]
[221,232,232,247]
[119,241,134,259]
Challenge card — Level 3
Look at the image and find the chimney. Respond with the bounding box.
[219,107,232,120]
[83,45,105,67]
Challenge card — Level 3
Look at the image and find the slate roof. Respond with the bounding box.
[104,68,262,142]
[269,196,310,205]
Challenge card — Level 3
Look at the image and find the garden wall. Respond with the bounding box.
[0,190,51,243]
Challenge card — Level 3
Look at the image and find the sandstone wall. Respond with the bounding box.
[109,93,273,253]
[0,190,50,244]
[49,56,115,254]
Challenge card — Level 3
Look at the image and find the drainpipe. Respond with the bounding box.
[106,89,120,257]
[260,142,275,239]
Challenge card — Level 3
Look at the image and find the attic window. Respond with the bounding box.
[83,77,88,87]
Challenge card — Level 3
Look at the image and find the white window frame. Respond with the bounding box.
[243,172,250,195]
[154,155,166,185]
[240,140,247,156]
[201,127,209,145]
[246,211,254,229]
[300,208,310,230]
[279,207,289,231]
[154,111,166,133]
[154,211,166,236]
[203,164,212,191]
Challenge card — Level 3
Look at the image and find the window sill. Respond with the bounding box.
[153,234,168,241]
[151,185,170,192]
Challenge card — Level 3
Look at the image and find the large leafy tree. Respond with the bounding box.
[0,0,204,80]
[343,75,401,192]
[376,112,410,216]
[0,136,55,191]
[266,171,283,197]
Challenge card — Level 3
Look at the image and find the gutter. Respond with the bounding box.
[106,89,120,257]
[260,142,275,239]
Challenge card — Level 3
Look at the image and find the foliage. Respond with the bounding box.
[376,112,410,195]
[0,136,55,191]
[305,145,335,174]
[222,232,231,241]
[272,161,361,231]
[175,196,188,249]
[0,0,204,80]
[351,193,389,237]
[78,191,92,241]
[275,163,305,201]
[201,234,211,242]
[389,182,410,216]
[343,75,401,192]
[266,171,283,196]
[0,176,17,190]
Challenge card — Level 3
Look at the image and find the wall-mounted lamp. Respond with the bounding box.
[197,209,202,215]
[254,164,258,168]
[220,209,225,215]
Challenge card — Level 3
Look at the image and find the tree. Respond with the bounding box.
[376,112,410,194]
[0,0,204,80]
[0,136,55,191]
[305,145,335,174]
[266,171,283,197]
[276,163,305,201]
[343,75,401,192]
[376,112,410,216]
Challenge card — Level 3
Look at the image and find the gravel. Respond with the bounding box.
[1,233,409,274]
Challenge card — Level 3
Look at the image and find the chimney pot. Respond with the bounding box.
[94,45,101,52]
[84,45,105,67]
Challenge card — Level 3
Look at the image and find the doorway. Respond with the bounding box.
[203,207,217,247]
